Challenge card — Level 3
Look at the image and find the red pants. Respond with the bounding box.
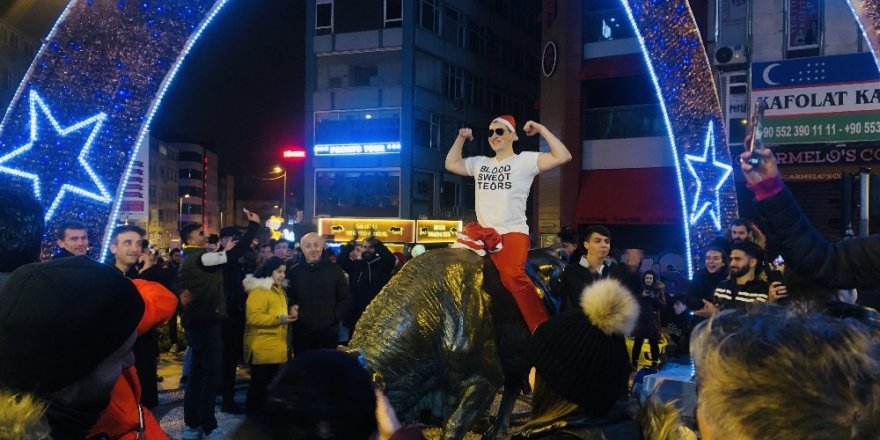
[490,233,549,332]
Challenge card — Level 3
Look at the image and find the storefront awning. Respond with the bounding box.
[576,168,682,225]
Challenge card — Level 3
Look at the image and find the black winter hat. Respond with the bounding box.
[0,256,145,395]
[529,278,640,414]
[267,349,377,439]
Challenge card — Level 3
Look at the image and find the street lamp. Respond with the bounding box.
[272,166,287,217]
[178,194,190,232]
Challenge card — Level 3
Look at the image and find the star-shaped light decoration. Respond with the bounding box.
[0,90,111,221]
[683,121,732,231]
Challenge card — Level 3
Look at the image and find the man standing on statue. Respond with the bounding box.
[445,115,572,332]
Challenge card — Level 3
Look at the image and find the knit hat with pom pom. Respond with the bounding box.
[528,278,640,414]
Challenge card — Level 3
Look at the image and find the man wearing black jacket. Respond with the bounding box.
[108,225,167,409]
[337,235,395,334]
[287,233,351,354]
[178,211,260,439]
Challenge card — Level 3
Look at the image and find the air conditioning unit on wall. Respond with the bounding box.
[713,45,746,66]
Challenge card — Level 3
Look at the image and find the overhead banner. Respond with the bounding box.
[752,53,880,144]
[318,217,415,243]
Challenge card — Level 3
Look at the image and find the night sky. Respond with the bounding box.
[2,0,306,199]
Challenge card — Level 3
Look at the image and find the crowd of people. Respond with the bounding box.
[0,119,879,439]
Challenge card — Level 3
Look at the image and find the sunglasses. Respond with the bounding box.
[488,128,509,137]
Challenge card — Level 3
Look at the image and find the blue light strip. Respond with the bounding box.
[618,1,695,278]
[846,0,880,73]
[101,0,232,261]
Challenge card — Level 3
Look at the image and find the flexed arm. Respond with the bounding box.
[445,128,473,176]
[526,121,572,172]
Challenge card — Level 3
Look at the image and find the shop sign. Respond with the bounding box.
[752,53,880,144]
[318,217,415,243]
[415,220,462,243]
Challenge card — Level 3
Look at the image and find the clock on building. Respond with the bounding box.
[542,41,558,78]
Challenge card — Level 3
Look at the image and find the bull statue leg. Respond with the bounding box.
[442,375,502,440]
[481,381,521,440]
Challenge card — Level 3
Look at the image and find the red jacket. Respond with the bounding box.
[89,279,178,439]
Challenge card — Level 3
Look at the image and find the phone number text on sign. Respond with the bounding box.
[761,116,880,144]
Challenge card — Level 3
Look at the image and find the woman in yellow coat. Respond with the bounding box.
[243,256,298,414]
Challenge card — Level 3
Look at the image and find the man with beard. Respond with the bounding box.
[338,233,395,336]
[696,241,770,317]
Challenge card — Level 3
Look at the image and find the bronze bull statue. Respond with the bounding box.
[348,247,565,439]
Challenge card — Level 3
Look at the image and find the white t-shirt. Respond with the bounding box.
[464,151,540,235]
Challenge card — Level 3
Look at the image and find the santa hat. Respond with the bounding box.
[491,115,517,133]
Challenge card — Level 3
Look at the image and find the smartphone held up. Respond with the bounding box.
[746,99,768,166]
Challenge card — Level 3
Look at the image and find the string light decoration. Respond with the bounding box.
[847,0,880,72]
[683,121,732,231]
[619,0,738,278]
[0,0,229,261]
[0,90,110,221]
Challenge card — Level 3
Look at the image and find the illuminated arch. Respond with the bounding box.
[0,1,229,261]
[620,0,739,277]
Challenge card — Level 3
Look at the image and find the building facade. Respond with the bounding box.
[0,19,36,113]
[172,142,222,235]
[711,0,879,239]
[147,139,181,248]
[536,0,710,253]
[303,0,542,231]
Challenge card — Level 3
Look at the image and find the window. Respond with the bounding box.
[183,203,203,216]
[429,113,441,150]
[316,0,333,35]
[419,0,441,34]
[440,181,459,209]
[583,8,635,43]
[385,0,402,28]
[178,151,203,163]
[443,63,463,99]
[179,169,204,180]
[466,21,485,55]
[1,67,10,90]
[785,0,821,58]
[444,7,466,47]
[350,65,378,87]
[315,170,400,218]
[314,109,401,145]
[180,187,203,198]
